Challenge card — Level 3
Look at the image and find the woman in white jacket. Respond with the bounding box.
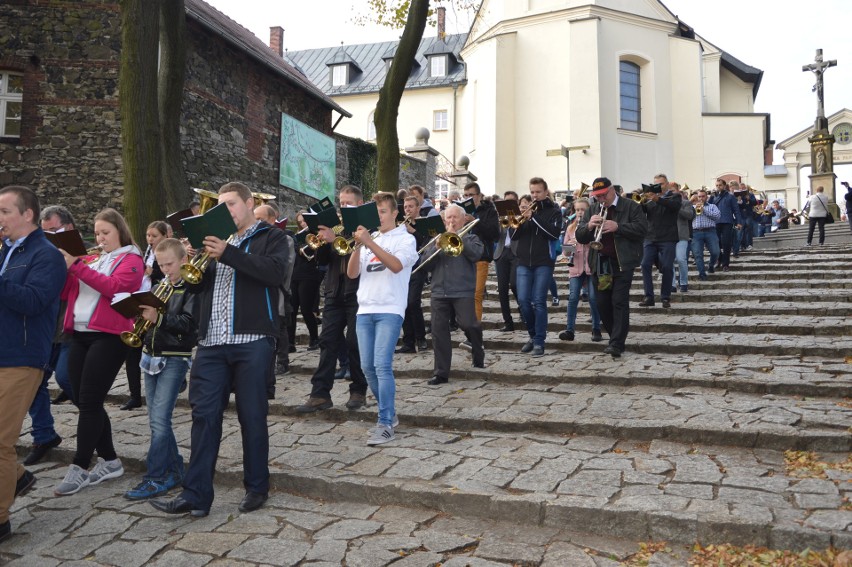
[804,186,830,246]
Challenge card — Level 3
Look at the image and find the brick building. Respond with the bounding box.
[0,0,349,230]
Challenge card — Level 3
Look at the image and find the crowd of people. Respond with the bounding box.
[1,174,848,539]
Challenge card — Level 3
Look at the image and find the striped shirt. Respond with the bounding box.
[692,203,721,230]
[200,221,266,347]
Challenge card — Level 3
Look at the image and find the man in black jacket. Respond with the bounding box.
[462,182,500,321]
[494,191,521,331]
[296,185,370,413]
[512,177,563,357]
[150,182,289,518]
[639,175,682,309]
[576,177,649,358]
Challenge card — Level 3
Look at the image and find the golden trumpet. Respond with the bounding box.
[120,279,177,348]
[589,202,607,251]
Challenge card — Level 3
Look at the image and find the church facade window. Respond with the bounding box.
[619,61,641,132]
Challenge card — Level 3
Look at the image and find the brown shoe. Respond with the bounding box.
[345,393,366,410]
[295,397,332,413]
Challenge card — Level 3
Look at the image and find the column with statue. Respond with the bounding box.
[803,48,840,218]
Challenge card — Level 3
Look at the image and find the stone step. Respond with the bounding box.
[273,376,852,452]
[473,314,852,337]
[285,348,852,398]
[22,404,852,551]
[462,331,848,358]
[426,288,852,304]
[406,299,849,318]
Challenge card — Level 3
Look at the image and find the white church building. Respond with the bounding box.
[287,0,801,202]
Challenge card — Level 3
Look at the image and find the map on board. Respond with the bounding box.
[279,113,336,202]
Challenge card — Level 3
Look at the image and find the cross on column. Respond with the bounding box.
[802,48,837,129]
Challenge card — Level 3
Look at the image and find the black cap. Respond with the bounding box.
[591,177,612,195]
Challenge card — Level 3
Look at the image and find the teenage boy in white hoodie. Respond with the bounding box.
[347,192,418,445]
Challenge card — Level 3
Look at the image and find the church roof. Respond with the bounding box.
[287,33,468,96]
[184,0,351,117]
[720,50,763,98]
[776,108,852,149]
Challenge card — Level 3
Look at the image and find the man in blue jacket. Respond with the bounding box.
[0,186,66,543]
[710,179,743,272]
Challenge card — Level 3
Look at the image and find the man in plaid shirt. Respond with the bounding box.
[150,182,290,518]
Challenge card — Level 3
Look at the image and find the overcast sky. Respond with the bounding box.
[204,0,852,183]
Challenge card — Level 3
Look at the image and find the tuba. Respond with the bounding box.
[193,187,219,214]
[120,279,177,348]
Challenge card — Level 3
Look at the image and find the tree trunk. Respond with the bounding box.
[158,0,187,213]
[374,0,429,193]
[120,0,164,242]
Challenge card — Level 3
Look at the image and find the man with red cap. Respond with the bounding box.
[575,178,648,358]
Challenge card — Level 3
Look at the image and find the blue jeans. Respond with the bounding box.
[516,264,553,347]
[671,240,690,287]
[641,241,676,300]
[690,230,720,277]
[566,274,600,332]
[356,313,403,427]
[144,356,189,482]
[733,216,754,253]
[181,338,274,509]
[548,275,559,300]
[28,341,72,444]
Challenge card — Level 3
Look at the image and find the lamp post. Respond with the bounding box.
[546,144,590,192]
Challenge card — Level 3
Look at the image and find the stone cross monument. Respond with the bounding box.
[803,49,839,207]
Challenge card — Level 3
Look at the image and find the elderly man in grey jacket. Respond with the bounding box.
[423,204,485,385]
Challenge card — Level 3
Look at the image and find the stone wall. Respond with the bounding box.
[0,0,437,231]
[0,0,124,224]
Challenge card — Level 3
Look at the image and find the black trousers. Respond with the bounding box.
[807,217,826,244]
[289,278,321,344]
[431,296,483,380]
[716,223,735,267]
[594,269,634,352]
[68,332,129,468]
[401,269,427,348]
[124,346,142,399]
[309,289,367,400]
[495,248,519,326]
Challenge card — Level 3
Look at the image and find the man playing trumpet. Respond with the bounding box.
[422,204,485,385]
[576,178,648,358]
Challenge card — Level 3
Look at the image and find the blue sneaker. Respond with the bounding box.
[124,479,170,501]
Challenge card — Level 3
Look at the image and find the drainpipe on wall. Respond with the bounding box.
[452,81,458,165]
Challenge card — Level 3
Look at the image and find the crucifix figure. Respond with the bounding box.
[802,48,837,130]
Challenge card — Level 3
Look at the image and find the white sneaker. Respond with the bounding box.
[88,457,124,485]
[369,414,399,433]
[367,424,395,446]
[55,464,90,496]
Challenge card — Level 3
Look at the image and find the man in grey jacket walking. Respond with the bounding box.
[424,204,485,385]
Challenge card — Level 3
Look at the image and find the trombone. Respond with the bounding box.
[499,213,521,229]
[514,201,541,226]
[412,218,479,274]
[120,279,178,348]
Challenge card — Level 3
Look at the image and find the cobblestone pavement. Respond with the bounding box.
[6,238,852,564]
[6,461,699,566]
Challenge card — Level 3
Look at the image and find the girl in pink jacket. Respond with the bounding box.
[54,208,144,496]
[559,198,602,342]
